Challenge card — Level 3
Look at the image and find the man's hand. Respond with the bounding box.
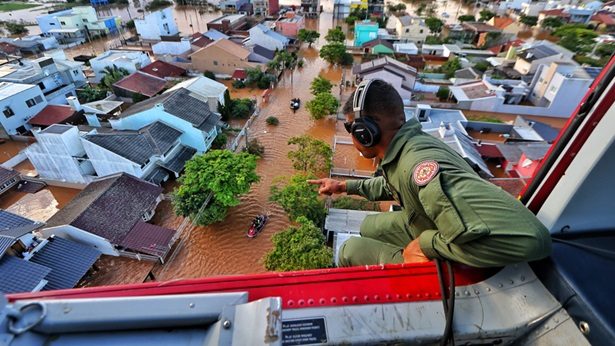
[403,239,430,264]
[307,178,346,195]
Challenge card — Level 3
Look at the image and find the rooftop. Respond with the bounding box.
[209,14,245,25]
[40,124,73,135]
[203,29,229,41]
[251,24,290,44]
[191,35,214,48]
[165,76,228,99]
[120,221,176,258]
[140,60,187,79]
[28,105,78,127]
[91,50,148,63]
[113,71,167,97]
[0,210,41,239]
[0,256,50,294]
[462,22,501,33]
[45,173,163,245]
[591,13,615,25]
[518,44,560,62]
[0,82,36,101]
[82,99,124,115]
[0,167,19,186]
[491,17,515,30]
[450,81,495,101]
[201,38,251,59]
[361,38,394,50]
[352,56,417,76]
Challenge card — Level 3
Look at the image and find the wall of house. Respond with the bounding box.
[275,17,305,37]
[26,130,90,184]
[109,107,210,152]
[135,8,179,40]
[153,39,191,55]
[36,10,73,34]
[81,139,143,177]
[191,45,260,76]
[90,52,151,82]
[362,70,413,100]
[354,24,378,46]
[0,86,47,135]
[397,21,428,44]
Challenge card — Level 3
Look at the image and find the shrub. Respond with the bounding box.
[232,80,245,89]
[266,116,279,126]
[203,71,216,80]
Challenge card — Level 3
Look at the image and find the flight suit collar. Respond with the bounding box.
[380,118,422,168]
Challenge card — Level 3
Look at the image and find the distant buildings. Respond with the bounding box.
[301,0,320,16]
[134,8,179,41]
[207,14,248,34]
[0,83,48,136]
[89,50,152,82]
[386,15,429,45]
[246,24,290,51]
[275,13,305,38]
[37,6,121,44]
[190,39,262,76]
[253,0,279,16]
[352,57,417,101]
[513,41,574,75]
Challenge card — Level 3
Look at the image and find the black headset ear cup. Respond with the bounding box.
[351,117,381,148]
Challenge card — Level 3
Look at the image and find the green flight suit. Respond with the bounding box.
[339,119,552,268]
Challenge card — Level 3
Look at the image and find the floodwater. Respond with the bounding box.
[0,185,81,222]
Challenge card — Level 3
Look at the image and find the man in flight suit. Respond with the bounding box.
[309,79,551,267]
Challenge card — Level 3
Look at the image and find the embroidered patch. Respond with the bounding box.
[413,161,439,186]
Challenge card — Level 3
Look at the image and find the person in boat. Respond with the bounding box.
[308,79,552,268]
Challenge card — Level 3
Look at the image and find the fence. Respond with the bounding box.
[227,106,260,152]
[330,167,374,179]
[118,250,162,263]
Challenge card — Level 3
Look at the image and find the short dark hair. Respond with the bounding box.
[343,79,405,128]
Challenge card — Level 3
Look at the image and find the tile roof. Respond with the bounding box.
[158,145,196,174]
[45,173,163,244]
[29,236,101,290]
[462,22,501,33]
[113,71,167,98]
[144,166,169,185]
[140,60,187,79]
[592,13,615,25]
[120,221,176,258]
[232,68,247,79]
[0,167,19,186]
[477,144,504,158]
[352,56,417,76]
[191,35,214,48]
[0,210,39,237]
[519,143,551,161]
[518,44,560,62]
[0,235,16,258]
[164,76,228,99]
[539,8,570,17]
[361,38,394,50]
[252,44,275,60]
[28,105,78,127]
[491,17,515,29]
[85,121,182,165]
[210,39,251,59]
[204,29,229,40]
[0,255,51,294]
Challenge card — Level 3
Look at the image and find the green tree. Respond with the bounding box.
[211,132,228,149]
[100,65,129,90]
[4,22,28,36]
[425,17,444,33]
[425,36,442,44]
[306,92,340,120]
[203,71,216,80]
[458,15,475,22]
[145,0,172,11]
[519,15,538,27]
[217,90,233,121]
[310,76,334,95]
[473,60,491,72]
[439,57,462,78]
[77,86,107,103]
[266,116,279,125]
[270,173,327,225]
[287,135,333,174]
[553,24,599,52]
[416,3,426,16]
[297,29,320,47]
[479,10,495,22]
[541,17,564,30]
[345,15,359,26]
[319,42,352,65]
[596,42,615,57]
[173,150,259,225]
[243,139,265,157]
[125,19,135,29]
[264,216,332,271]
[325,26,346,43]
[436,86,450,101]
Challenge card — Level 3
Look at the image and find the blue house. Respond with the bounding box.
[354,20,379,47]
[109,88,222,153]
[35,9,73,35]
[90,0,110,6]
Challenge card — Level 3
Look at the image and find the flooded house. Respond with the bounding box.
[245,24,290,51]
[89,50,152,82]
[190,39,263,76]
[0,210,101,294]
[0,82,48,136]
[352,57,417,101]
[134,8,179,41]
[164,76,227,113]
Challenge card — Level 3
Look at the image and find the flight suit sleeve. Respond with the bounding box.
[346,176,393,201]
[415,172,551,267]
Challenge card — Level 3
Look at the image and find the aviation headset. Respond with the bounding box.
[350,79,381,148]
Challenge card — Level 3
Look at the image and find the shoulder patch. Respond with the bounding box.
[413,160,439,186]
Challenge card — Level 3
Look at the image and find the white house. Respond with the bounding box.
[528,62,595,110]
[164,76,228,113]
[513,41,574,75]
[26,125,94,184]
[110,87,222,153]
[152,38,191,56]
[245,24,289,51]
[352,57,417,101]
[393,42,419,55]
[0,83,48,136]
[387,15,429,45]
[0,56,86,105]
[134,8,179,41]
[89,50,152,82]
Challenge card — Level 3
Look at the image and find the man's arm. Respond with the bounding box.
[345,176,393,201]
[308,176,393,201]
[413,172,551,267]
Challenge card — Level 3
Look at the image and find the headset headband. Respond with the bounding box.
[352,79,375,118]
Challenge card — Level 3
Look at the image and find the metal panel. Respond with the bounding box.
[0,256,50,294]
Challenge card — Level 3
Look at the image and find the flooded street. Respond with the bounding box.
[0,185,81,222]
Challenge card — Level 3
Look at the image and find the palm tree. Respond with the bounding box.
[101,65,130,90]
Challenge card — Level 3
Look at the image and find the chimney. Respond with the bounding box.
[66,96,82,111]
[416,104,431,122]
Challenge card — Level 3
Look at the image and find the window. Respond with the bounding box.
[65,93,72,98]
[405,28,410,33]
[3,107,14,118]
[82,18,88,22]
[549,86,558,93]
[49,22,55,26]
[37,82,45,91]
[25,98,37,108]
[163,23,169,33]
[420,29,423,33]
[213,60,218,66]
[34,95,43,103]
[60,21,66,25]
[73,70,79,76]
